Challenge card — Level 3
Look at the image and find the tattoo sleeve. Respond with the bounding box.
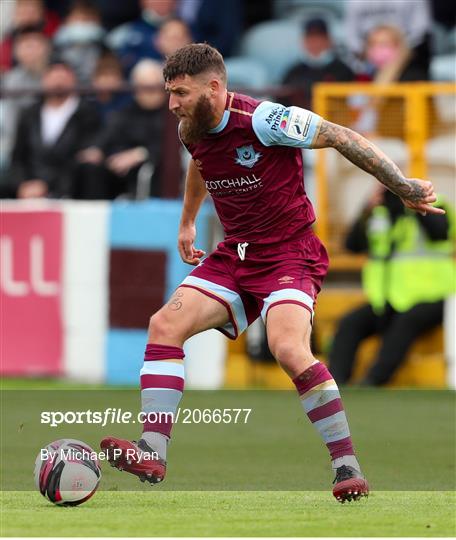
[314,120,426,203]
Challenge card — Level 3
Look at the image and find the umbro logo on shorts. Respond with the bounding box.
[278,275,295,284]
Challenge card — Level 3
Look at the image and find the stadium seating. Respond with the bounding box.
[224,56,269,91]
[273,0,346,20]
[240,20,303,83]
[430,54,456,81]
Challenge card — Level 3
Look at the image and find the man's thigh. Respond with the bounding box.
[150,286,230,342]
[266,303,313,349]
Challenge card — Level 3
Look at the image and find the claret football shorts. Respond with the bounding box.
[180,228,329,339]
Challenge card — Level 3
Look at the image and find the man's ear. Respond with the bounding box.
[208,78,221,95]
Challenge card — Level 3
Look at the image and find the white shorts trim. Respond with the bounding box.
[261,288,314,322]
[181,275,248,338]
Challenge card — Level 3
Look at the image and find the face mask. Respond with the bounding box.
[303,49,335,68]
[55,22,105,46]
[367,44,398,68]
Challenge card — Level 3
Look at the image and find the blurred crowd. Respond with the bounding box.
[0,0,454,200]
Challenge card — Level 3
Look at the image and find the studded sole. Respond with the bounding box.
[101,438,165,485]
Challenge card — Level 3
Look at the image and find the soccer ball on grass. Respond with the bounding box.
[34,439,101,506]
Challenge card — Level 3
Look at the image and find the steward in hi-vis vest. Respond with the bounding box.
[329,187,454,386]
[363,195,455,313]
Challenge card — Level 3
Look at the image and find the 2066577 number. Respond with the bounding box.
[177,408,252,424]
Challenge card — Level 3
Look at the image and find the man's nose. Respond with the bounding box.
[169,94,179,111]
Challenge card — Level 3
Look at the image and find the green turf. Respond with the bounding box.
[1,388,455,491]
[1,383,455,536]
[1,490,455,537]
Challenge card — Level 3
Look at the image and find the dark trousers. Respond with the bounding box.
[328,300,444,385]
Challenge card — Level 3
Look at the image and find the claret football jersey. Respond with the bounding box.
[183,92,323,244]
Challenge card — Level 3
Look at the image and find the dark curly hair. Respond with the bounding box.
[163,43,226,83]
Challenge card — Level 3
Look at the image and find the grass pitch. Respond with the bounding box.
[1,380,455,536]
[1,491,455,537]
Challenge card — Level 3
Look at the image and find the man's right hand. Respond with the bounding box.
[178,222,206,265]
[77,147,104,164]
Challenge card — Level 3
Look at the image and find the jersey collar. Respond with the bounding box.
[208,109,230,134]
[208,91,231,134]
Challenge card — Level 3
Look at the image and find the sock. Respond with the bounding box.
[141,431,168,459]
[293,361,361,471]
[140,343,185,459]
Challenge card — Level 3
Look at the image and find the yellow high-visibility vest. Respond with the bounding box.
[363,199,455,313]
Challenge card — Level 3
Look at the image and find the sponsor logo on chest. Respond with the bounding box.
[205,174,263,196]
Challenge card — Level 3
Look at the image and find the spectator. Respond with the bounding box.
[155,17,192,59]
[282,18,355,110]
[53,0,107,84]
[78,59,167,199]
[91,52,130,122]
[9,60,101,199]
[0,0,60,72]
[329,186,455,386]
[344,0,432,78]
[1,28,51,171]
[107,0,176,74]
[366,25,430,81]
[351,25,429,135]
[46,0,141,30]
[176,0,243,57]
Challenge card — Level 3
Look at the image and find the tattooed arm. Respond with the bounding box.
[312,120,445,216]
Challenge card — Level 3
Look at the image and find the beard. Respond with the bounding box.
[179,94,216,145]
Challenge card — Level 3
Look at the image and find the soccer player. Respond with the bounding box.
[101,44,444,502]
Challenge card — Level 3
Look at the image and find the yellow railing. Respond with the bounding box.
[313,82,456,255]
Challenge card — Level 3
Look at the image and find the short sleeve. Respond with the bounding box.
[252,100,322,148]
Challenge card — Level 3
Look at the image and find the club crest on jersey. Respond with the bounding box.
[235,145,261,168]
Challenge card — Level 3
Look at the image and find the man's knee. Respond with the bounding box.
[268,336,314,372]
[148,308,184,342]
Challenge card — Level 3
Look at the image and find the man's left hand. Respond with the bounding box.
[400,179,446,216]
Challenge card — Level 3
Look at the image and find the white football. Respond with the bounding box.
[34,439,101,506]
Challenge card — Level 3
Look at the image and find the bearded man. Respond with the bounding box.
[101,43,443,503]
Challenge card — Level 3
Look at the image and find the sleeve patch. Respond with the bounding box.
[252,100,321,148]
[281,107,313,141]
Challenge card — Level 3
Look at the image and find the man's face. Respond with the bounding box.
[14,0,44,27]
[156,20,192,57]
[304,32,331,57]
[165,74,216,144]
[14,33,49,69]
[141,0,175,17]
[42,65,76,97]
[133,69,166,110]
